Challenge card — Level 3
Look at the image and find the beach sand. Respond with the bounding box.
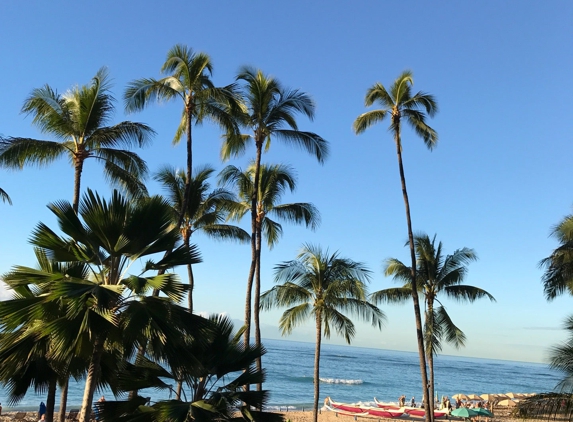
[0,409,529,422]
[272,409,527,422]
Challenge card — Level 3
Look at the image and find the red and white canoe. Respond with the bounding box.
[326,397,368,414]
[403,408,448,418]
[325,398,405,418]
[373,398,402,410]
[373,398,448,419]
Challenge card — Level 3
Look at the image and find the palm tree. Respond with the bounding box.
[221,66,329,356]
[0,67,154,212]
[261,244,385,422]
[516,316,573,420]
[155,164,250,313]
[0,187,11,204]
[0,249,92,422]
[353,70,438,421]
[1,189,206,422]
[540,213,573,300]
[124,44,240,227]
[371,234,495,413]
[219,162,320,383]
[99,315,283,422]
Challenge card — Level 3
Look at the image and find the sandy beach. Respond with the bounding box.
[0,408,528,422]
[272,409,525,422]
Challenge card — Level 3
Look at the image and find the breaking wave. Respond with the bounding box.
[319,378,363,384]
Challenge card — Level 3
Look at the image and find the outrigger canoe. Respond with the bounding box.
[325,398,405,418]
[373,398,449,419]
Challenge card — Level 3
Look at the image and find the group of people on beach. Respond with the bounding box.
[398,395,417,408]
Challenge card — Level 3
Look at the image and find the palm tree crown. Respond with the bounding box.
[222,66,329,163]
[540,213,573,300]
[0,67,154,211]
[353,70,438,149]
[155,164,250,312]
[261,244,384,422]
[219,163,320,248]
[125,44,240,226]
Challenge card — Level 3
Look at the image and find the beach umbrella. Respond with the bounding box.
[452,394,470,401]
[468,394,482,401]
[473,408,494,417]
[480,394,498,401]
[451,408,479,419]
[505,393,520,399]
[497,399,517,407]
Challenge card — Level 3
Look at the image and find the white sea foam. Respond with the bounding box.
[319,378,363,384]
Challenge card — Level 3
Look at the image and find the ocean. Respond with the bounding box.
[1,338,563,412]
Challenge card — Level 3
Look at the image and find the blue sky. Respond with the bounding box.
[0,1,572,364]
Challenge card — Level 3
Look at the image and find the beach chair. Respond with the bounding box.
[12,412,27,421]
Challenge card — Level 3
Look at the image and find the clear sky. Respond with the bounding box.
[0,1,572,364]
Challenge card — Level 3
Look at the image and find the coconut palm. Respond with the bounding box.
[124,44,241,227]
[221,66,329,356]
[261,244,384,422]
[154,164,250,313]
[0,187,11,204]
[1,189,206,422]
[219,162,320,383]
[0,67,154,212]
[540,213,573,300]
[353,70,438,420]
[371,233,495,413]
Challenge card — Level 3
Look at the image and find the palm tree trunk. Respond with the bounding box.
[72,156,84,213]
[184,231,194,313]
[394,126,431,422]
[178,105,193,229]
[426,303,435,416]
[313,311,322,422]
[78,336,105,422]
[45,379,56,422]
[244,136,263,353]
[58,380,69,422]
[254,223,263,393]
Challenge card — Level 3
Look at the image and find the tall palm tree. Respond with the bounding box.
[353,70,438,421]
[0,67,154,212]
[155,164,250,313]
[261,244,385,422]
[219,162,321,383]
[0,187,11,204]
[540,213,573,300]
[371,234,495,412]
[124,44,241,227]
[221,66,329,355]
[1,189,206,422]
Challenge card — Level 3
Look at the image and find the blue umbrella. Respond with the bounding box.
[451,408,479,419]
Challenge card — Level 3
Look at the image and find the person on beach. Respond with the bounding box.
[411,397,415,407]
[38,402,46,418]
